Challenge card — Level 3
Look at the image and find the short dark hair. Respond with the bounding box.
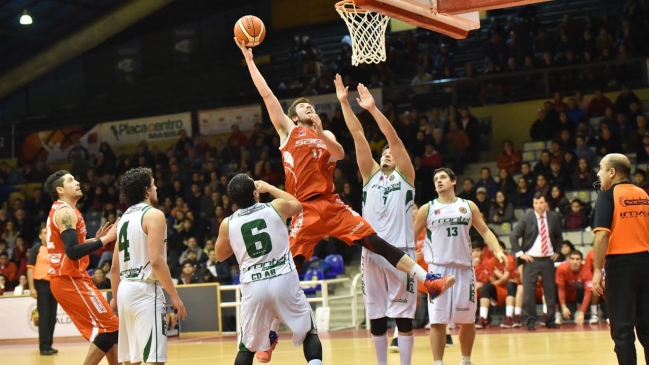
[562,240,575,251]
[227,173,256,209]
[45,170,70,200]
[569,250,583,259]
[464,177,474,184]
[608,156,631,178]
[182,260,194,268]
[0,252,8,258]
[433,167,457,182]
[471,240,485,250]
[120,167,153,207]
[287,97,313,120]
[533,192,546,201]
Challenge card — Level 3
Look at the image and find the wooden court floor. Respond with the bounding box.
[1,324,641,364]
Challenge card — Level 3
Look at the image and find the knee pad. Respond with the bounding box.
[234,350,255,365]
[395,318,414,333]
[302,333,322,362]
[481,283,496,299]
[370,317,388,336]
[506,282,518,297]
[356,234,405,267]
[93,331,118,353]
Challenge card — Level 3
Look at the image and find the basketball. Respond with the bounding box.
[234,15,266,47]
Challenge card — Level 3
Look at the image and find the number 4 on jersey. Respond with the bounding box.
[119,221,130,262]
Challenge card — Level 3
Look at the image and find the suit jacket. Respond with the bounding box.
[510,210,562,256]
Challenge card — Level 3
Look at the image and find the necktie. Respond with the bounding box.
[539,215,549,256]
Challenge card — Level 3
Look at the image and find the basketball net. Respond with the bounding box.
[335,0,390,66]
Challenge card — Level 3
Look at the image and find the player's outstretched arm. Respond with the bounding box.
[257,180,302,221]
[235,38,292,137]
[334,74,378,183]
[468,201,506,265]
[56,207,116,260]
[215,218,234,262]
[356,83,415,186]
[144,208,187,320]
[413,202,430,240]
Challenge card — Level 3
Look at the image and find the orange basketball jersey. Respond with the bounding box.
[280,126,336,201]
[47,200,89,278]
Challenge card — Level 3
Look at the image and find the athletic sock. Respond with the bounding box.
[479,306,488,319]
[409,265,428,283]
[308,360,323,365]
[270,318,280,333]
[542,304,547,314]
[506,305,514,317]
[460,355,472,365]
[515,307,522,315]
[393,328,399,339]
[590,305,598,316]
[372,334,388,365]
[398,334,414,365]
[434,361,444,365]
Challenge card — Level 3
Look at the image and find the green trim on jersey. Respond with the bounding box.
[267,202,283,221]
[362,168,382,188]
[140,205,153,228]
[394,168,415,188]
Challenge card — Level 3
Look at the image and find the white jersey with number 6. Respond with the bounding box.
[362,170,415,248]
[228,202,295,283]
[423,198,473,267]
[117,203,166,282]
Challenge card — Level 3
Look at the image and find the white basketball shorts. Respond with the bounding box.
[362,247,417,320]
[117,280,167,363]
[238,271,316,352]
[427,263,477,325]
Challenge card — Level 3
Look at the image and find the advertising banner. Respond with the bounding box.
[17,125,101,163]
[99,112,192,146]
[198,105,262,135]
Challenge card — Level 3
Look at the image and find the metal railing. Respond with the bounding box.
[219,273,365,335]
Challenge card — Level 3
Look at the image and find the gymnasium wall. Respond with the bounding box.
[271,0,341,29]
[471,88,649,160]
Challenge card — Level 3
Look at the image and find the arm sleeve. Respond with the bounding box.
[62,229,103,261]
[27,243,41,267]
[593,190,615,232]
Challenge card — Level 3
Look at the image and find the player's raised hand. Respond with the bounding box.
[234,38,254,62]
[309,113,324,136]
[102,218,120,245]
[95,222,112,239]
[356,83,376,110]
[254,180,272,194]
[334,73,349,102]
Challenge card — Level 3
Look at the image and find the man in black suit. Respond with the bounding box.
[510,193,562,330]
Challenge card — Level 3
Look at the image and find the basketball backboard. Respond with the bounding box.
[436,0,552,15]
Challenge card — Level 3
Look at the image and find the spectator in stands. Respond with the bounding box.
[12,235,28,264]
[475,167,498,200]
[566,98,586,127]
[91,269,111,290]
[571,158,597,190]
[614,85,640,113]
[497,168,517,197]
[497,140,523,175]
[534,174,550,198]
[595,128,622,156]
[204,249,232,285]
[488,191,514,224]
[637,132,649,163]
[0,252,17,287]
[445,121,470,170]
[587,89,612,117]
[458,178,476,202]
[574,135,595,165]
[2,221,18,248]
[547,185,570,216]
[556,250,592,325]
[510,177,534,209]
[562,151,577,175]
[533,151,552,179]
[0,209,7,235]
[14,273,28,295]
[177,260,204,285]
[519,162,534,188]
[556,241,576,263]
[634,169,649,194]
[420,144,443,170]
[179,237,204,264]
[548,159,572,190]
[459,107,482,162]
[0,240,10,260]
[475,187,492,215]
[564,199,588,230]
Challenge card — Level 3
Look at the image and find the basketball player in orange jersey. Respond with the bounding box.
[44,170,120,365]
[236,39,453,363]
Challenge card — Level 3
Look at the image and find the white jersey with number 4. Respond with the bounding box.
[423,198,473,267]
[117,203,166,282]
[229,203,295,283]
[362,170,415,248]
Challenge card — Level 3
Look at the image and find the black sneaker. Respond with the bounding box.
[446,334,454,347]
[389,337,399,353]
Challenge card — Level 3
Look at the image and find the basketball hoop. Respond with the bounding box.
[335,0,390,66]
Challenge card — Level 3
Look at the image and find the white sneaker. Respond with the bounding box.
[424,322,431,329]
[460,361,474,365]
[555,312,562,325]
[589,314,599,324]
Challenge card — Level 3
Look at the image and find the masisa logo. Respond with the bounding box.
[110,119,185,141]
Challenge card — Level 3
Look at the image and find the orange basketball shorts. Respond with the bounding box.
[50,276,119,341]
[289,193,376,261]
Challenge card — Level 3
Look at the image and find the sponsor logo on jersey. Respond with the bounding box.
[389,175,395,181]
[295,138,326,149]
[390,298,408,303]
[456,307,470,311]
[349,222,364,234]
[459,207,467,214]
[299,129,305,136]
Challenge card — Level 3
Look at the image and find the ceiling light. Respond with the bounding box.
[20,9,33,25]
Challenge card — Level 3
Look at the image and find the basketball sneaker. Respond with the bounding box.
[389,337,399,353]
[424,274,456,300]
[446,334,454,347]
[255,330,278,363]
[500,316,513,328]
[475,317,489,329]
[512,315,522,328]
[589,314,599,324]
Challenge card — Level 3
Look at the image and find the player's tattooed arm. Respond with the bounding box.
[61,211,73,230]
